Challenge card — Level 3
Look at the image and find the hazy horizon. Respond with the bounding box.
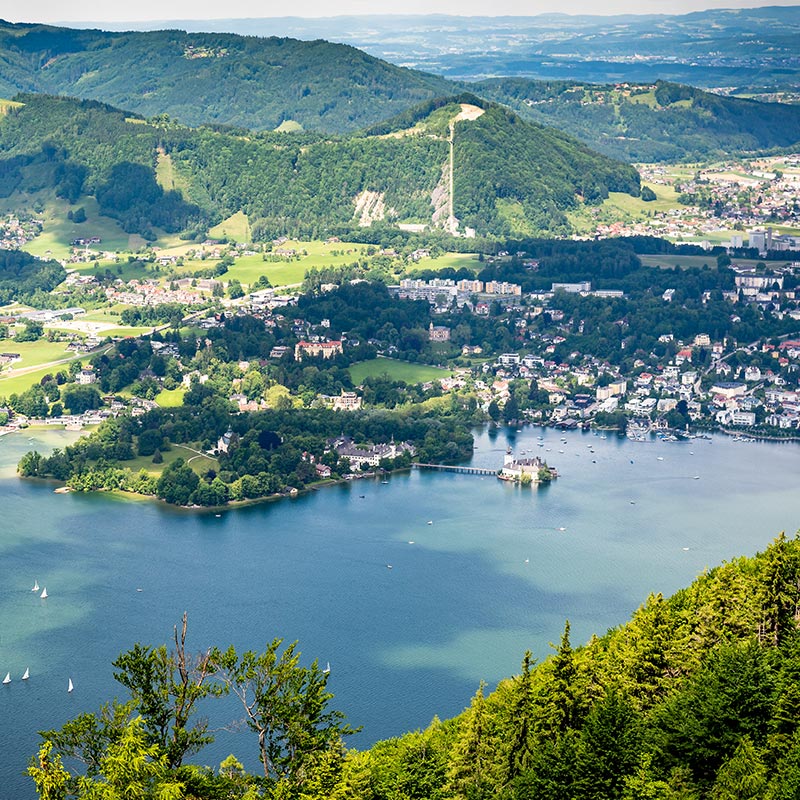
[4,1,799,25]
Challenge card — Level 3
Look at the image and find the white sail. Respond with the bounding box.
[2,672,10,684]
[32,580,39,592]
[21,667,29,680]
[40,587,47,599]
[323,662,331,674]
[67,678,73,693]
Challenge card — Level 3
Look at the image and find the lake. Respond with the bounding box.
[2,425,800,797]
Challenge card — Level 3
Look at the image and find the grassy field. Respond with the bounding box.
[154,387,186,407]
[0,340,91,396]
[349,357,452,385]
[112,443,218,477]
[0,98,24,115]
[567,185,684,234]
[605,187,682,216]
[222,240,372,287]
[414,252,482,272]
[155,152,192,197]
[209,211,251,242]
[0,339,73,368]
[639,254,775,270]
[17,196,138,259]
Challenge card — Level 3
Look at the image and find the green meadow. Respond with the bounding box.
[349,357,453,385]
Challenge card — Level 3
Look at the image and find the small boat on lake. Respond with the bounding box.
[32,580,39,592]
[2,672,10,684]
[21,668,29,680]
[68,678,73,693]
[40,588,48,599]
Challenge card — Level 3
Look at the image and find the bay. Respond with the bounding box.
[1,424,799,797]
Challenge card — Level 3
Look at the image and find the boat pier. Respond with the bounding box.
[413,463,498,476]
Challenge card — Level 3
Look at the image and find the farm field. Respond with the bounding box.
[349,357,453,385]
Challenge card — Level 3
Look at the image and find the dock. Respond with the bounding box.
[413,463,498,476]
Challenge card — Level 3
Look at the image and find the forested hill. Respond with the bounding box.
[476,78,800,163]
[1,19,798,162]
[30,533,800,798]
[0,21,451,133]
[0,94,640,238]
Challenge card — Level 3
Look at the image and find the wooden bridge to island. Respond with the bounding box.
[413,462,499,476]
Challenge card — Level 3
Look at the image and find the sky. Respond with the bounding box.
[4,0,799,25]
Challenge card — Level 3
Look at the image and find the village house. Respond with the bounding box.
[77,368,97,385]
[428,323,451,342]
[331,391,362,412]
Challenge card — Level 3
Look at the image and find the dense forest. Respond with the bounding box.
[0,247,65,304]
[0,22,452,133]
[475,79,800,163]
[0,93,639,238]
[28,533,800,799]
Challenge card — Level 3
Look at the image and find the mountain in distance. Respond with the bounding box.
[75,7,800,89]
[0,20,451,134]
[1,18,799,166]
[0,93,639,239]
[478,79,800,163]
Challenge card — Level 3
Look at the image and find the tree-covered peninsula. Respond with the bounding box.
[29,532,800,799]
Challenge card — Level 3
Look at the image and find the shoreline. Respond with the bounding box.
[35,465,415,514]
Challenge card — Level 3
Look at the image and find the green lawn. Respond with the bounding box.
[110,443,218,477]
[100,327,154,338]
[349,357,453,385]
[154,387,186,407]
[224,255,309,287]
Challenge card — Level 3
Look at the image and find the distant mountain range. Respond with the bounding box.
[63,7,800,88]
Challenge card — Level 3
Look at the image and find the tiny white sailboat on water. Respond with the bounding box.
[2,672,10,684]
[32,580,39,592]
[22,667,29,680]
[67,678,73,693]
[323,662,331,674]
[40,587,48,599]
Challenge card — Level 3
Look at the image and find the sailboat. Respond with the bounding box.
[40,587,48,599]
[21,668,29,681]
[323,662,331,674]
[67,678,73,693]
[2,672,10,684]
[31,580,39,592]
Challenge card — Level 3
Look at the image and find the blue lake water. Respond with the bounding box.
[2,425,800,797]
